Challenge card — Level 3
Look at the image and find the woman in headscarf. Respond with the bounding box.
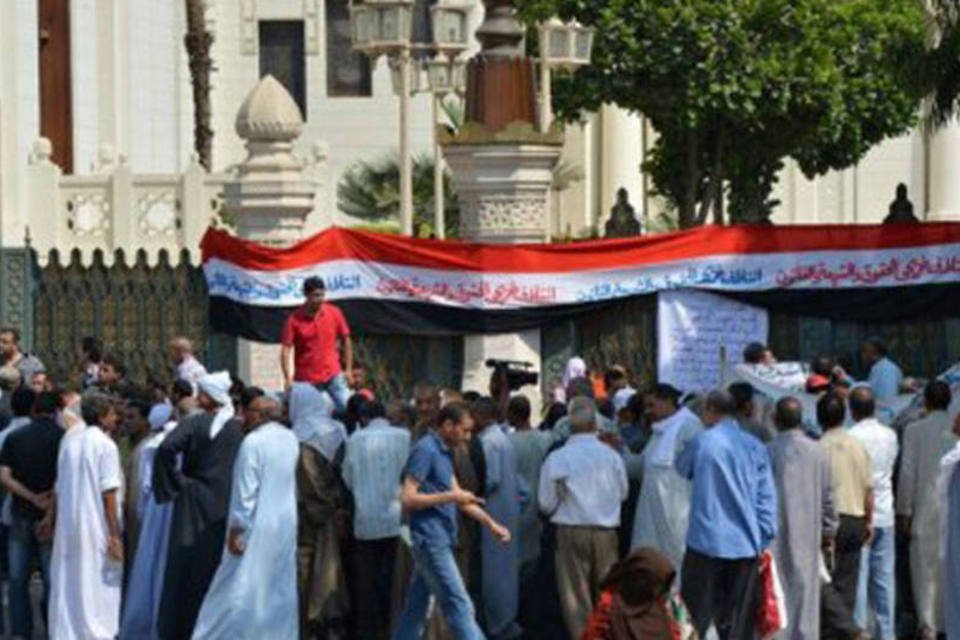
[581,548,697,640]
[554,357,588,404]
[289,382,351,638]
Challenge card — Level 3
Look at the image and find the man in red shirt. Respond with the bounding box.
[280,277,354,410]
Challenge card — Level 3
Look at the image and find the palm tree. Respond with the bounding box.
[184,0,214,170]
[337,154,461,238]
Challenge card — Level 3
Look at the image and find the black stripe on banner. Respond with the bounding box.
[209,296,624,341]
[210,282,960,342]
[723,282,960,323]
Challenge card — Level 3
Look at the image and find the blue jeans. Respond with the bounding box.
[392,542,485,640]
[8,514,52,638]
[314,373,352,413]
[855,525,895,640]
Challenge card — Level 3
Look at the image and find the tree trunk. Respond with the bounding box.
[678,133,700,228]
[184,0,214,170]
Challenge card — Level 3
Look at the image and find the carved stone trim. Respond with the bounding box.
[460,194,547,237]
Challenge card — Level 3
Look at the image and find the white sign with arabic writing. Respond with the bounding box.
[657,290,769,393]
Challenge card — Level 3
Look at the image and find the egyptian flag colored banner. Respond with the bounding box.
[202,223,960,341]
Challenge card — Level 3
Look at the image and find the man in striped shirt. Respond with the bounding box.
[343,398,411,640]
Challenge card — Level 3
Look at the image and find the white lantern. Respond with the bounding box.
[350,0,414,58]
[426,59,467,94]
[350,5,378,49]
[570,20,595,67]
[539,15,594,71]
[431,1,471,57]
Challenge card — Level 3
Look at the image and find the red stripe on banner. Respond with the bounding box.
[200,222,960,273]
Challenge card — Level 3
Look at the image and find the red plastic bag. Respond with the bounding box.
[755,550,788,639]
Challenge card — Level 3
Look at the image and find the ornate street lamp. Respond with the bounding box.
[351,0,473,237]
[350,0,417,235]
[537,16,595,131]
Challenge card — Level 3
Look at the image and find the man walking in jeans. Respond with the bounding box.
[281,276,353,411]
[0,389,65,640]
[849,386,899,640]
[392,403,510,640]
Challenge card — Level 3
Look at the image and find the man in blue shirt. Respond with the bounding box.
[860,337,903,402]
[393,402,510,640]
[675,390,778,640]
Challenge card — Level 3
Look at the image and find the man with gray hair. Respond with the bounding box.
[538,396,628,639]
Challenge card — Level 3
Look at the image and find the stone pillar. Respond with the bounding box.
[600,104,644,226]
[222,75,315,390]
[928,121,960,221]
[442,0,563,408]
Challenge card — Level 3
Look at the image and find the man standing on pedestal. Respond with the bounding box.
[281,277,353,411]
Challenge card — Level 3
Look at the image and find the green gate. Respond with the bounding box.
[31,248,235,384]
[4,247,462,395]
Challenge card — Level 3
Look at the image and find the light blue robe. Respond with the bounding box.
[119,426,175,640]
[509,430,552,567]
[191,422,300,640]
[479,424,527,640]
[944,450,960,639]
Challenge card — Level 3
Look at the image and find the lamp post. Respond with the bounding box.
[351,0,470,236]
[350,0,416,234]
[426,60,467,238]
[537,16,594,132]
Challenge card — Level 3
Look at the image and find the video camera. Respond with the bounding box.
[485,359,539,392]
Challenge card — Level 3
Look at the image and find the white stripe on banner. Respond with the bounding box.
[204,242,960,310]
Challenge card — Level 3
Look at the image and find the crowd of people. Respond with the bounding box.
[0,275,958,640]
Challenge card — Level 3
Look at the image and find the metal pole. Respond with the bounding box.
[433,93,445,239]
[538,39,552,133]
[399,50,414,235]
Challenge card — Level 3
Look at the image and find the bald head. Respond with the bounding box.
[168,336,194,364]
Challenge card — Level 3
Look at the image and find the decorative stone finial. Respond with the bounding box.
[234,75,304,142]
[222,75,316,246]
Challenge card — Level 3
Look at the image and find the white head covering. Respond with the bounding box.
[289,382,347,462]
[562,356,587,389]
[198,371,235,439]
[148,403,174,431]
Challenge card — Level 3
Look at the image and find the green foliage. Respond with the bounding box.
[336,153,461,238]
[518,0,927,226]
[906,1,960,129]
